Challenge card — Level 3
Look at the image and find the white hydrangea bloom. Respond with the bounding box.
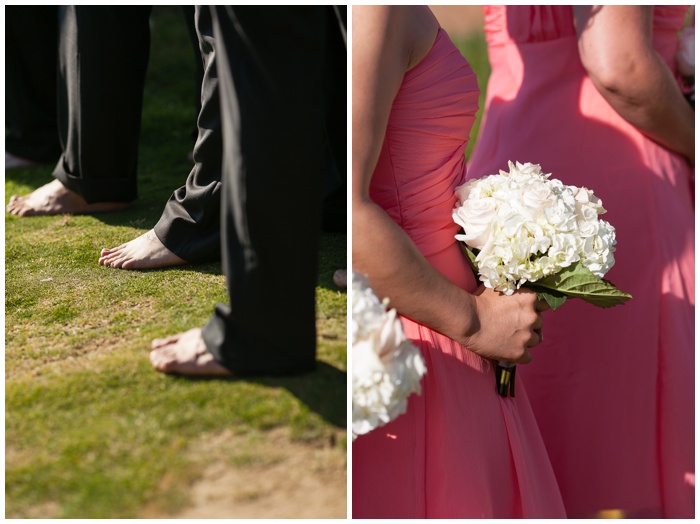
[453,161,617,293]
[580,219,616,277]
[351,271,427,440]
[677,26,694,78]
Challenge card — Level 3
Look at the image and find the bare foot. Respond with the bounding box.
[6,179,130,216]
[333,269,347,289]
[99,229,188,270]
[150,328,232,376]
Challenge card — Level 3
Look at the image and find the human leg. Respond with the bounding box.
[152,6,336,376]
[8,6,152,217]
[5,6,61,167]
[100,6,222,269]
[53,5,152,204]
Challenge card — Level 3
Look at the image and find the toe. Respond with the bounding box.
[151,333,181,349]
[121,259,138,270]
[150,348,178,372]
[149,349,166,371]
[99,252,120,266]
[108,255,128,268]
[16,203,39,217]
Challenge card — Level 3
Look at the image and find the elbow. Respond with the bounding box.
[580,50,628,95]
[581,55,648,108]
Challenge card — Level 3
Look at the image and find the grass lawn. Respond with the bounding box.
[454,30,492,163]
[5,7,347,519]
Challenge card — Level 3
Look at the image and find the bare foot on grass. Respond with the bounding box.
[6,179,130,216]
[150,327,233,376]
[99,229,187,270]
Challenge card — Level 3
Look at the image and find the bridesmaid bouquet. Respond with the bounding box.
[351,271,427,439]
[452,161,632,396]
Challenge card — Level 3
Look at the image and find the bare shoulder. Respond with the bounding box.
[353,6,439,73]
[405,6,441,70]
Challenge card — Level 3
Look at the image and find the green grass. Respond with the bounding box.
[5,7,346,519]
[453,31,491,162]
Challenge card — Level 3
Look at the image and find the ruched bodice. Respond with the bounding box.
[370,29,480,259]
[354,25,566,519]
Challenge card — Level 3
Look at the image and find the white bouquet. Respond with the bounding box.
[452,161,631,395]
[352,271,427,440]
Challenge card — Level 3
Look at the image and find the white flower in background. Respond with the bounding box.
[352,271,427,440]
[677,26,695,78]
[453,161,617,294]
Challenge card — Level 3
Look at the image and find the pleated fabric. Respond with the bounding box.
[352,28,566,519]
[468,6,695,518]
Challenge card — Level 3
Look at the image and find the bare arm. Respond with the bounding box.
[352,6,543,364]
[574,5,694,164]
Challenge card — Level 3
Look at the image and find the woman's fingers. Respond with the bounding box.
[533,312,544,331]
[534,328,543,344]
[527,330,541,348]
[516,348,533,364]
[535,296,550,311]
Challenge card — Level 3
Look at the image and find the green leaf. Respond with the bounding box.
[456,242,632,309]
[459,243,479,276]
[534,261,633,309]
[529,286,568,311]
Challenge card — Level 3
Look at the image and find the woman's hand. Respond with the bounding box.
[462,286,549,364]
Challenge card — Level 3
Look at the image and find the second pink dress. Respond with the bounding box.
[468,6,695,519]
[352,28,565,519]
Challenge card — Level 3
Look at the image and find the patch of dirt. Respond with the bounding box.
[5,333,136,380]
[5,298,160,379]
[141,427,347,519]
[12,501,61,519]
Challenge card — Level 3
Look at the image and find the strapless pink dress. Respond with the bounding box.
[468,6,695,518]
[352,28,566,519]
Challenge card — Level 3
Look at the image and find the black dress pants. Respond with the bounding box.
[201,6,346,375]
[154,6,347,263]
[153,6,223,264]
[52,6,152,204]
[181,6,205,146]
[5,6,61,164]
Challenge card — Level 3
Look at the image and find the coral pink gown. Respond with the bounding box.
[352,28,566,519]
[468,6,695,518]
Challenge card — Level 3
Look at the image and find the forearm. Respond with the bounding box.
[575,5,695,165]
[353,197,476,346]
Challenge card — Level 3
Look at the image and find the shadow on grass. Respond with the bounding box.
[103,231,347,290]
[4,164,186,225]
[6,167,346,290]
[168,361,346,428]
